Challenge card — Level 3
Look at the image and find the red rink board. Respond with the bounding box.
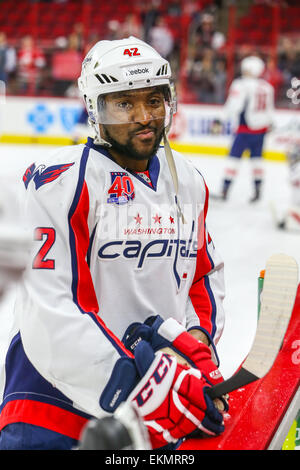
[179,285,300,450]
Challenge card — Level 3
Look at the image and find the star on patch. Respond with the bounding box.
[134,213,143,224]
[153,214,161,224]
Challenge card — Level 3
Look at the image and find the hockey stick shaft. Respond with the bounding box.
[207,253,298,400]
[206,367,259,400]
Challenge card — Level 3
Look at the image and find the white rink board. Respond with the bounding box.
[0,143,299,380]
[1,96,300,158]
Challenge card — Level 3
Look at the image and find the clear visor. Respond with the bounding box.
[97,86,173,127]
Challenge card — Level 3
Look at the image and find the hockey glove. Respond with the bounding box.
[100,340,225,449]
[122,315,225,389]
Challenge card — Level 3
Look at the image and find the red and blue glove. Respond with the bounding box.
[122,315,225,390]
[100,340,225,449]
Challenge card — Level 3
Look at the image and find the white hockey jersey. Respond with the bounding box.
[0,138,226,439]
[289,160,300,207]
[224,76,274,132]
[282,160,300,231]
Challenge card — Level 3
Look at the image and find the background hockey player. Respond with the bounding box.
[214,55,275,202]
[0,177,30,302]
[275,142,300,231]
[0,37,228,450]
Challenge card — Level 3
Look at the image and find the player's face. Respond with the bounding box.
[99,87,166,164]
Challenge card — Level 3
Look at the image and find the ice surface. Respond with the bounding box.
[0,144,298,380]
[189,153,299,378]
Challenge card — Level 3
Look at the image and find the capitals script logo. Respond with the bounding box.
[107,172,135,205]
[23,162,74,190]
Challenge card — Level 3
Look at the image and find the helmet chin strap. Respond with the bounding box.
[163,105,186,224]
[89,119,112,147]
[163,130,186,224]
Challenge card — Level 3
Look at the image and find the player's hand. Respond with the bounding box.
[100,341,225,449]
[122,315,228,412]
[123,316,223,385]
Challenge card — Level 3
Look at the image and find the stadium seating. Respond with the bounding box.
[0,0,299,48]
[0,0,190,43]
[235,3,300,46]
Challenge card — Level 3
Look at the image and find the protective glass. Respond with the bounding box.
[97,86,174,127]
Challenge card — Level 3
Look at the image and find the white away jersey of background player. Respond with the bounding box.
[282,160,300,231]
[224,76,274,131]
[3,138,225,419]
[290,160,300,206]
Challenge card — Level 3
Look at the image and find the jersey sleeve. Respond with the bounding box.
[223,79,246,122]
[185,176,226,348]
[18,147,133,418]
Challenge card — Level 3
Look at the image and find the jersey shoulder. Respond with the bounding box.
[257,78,274,92]
[164,147,207,191]
[229,77,244,90]
[22,144,86,192]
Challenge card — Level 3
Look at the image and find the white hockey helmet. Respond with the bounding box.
[78,36,176,145]
[241,56,265,78]
[78,36,184,223]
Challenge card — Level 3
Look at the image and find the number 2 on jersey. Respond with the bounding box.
[33,227,55,269]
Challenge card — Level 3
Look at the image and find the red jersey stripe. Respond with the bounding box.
[70,181,99,314]
[0,400,88,440]
[237,124,268,134]
[189,277,214,335]
[189,182,216,336]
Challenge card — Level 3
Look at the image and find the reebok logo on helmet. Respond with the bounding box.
[123,65,152,79]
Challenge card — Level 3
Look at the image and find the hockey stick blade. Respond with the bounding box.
[207,253,299,400]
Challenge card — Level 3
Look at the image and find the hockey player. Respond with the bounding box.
[275,143,300,231]
[215,55,274,202]
[0,177,30,300]
[0,37,228,450]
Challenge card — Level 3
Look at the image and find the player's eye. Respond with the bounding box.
[149,97,163,107]
[115,101,132,111]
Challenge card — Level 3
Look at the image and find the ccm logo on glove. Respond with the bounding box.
[133,354,173,407]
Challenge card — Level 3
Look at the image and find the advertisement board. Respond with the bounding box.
[1,96,84,144]
[1,96,300,160]
[169,103,300,160]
